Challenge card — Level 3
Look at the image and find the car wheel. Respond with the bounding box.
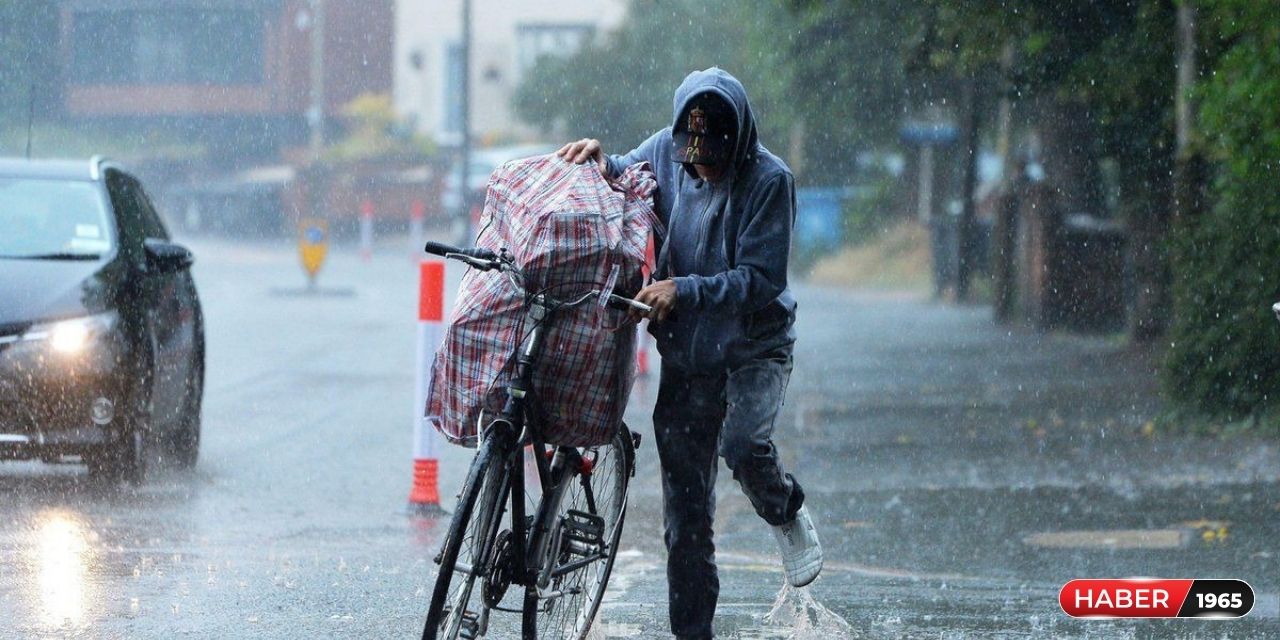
[87,385,152,484]
[168,355,203,470]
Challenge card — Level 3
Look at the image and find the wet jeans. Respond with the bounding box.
[653,350,805,639]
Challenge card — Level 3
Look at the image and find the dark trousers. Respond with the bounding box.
[653,351,805,639]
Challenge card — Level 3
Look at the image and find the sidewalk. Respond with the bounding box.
[615,285,1280,638]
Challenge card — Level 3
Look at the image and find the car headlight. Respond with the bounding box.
[50,319,92,353]
[23,312,119,356]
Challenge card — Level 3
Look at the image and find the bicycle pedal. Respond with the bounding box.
[563,510,605,548]
[458,610,481,639]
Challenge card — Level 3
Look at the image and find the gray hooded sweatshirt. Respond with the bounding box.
[605,67,797,374]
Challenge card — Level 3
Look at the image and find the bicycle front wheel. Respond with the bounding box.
[523,428,634,639]
[422,435,510,640]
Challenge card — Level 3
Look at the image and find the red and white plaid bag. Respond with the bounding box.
[426,155,659,447]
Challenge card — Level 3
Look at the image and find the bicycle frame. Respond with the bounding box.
[423,240,643,637]
[473,292,599,594]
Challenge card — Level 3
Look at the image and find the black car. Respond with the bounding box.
[0,157,204,482]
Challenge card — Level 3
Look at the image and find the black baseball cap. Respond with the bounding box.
[672,93,735,165]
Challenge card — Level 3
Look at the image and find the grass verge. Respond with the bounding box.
[804,220,931,292]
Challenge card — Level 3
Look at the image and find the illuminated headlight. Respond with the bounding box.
[24,313,118,356]
[50,320,92,353]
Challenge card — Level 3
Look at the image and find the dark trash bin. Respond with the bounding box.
[1048,213,1127,332]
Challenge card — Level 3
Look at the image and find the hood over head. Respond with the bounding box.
[671,67,759,177]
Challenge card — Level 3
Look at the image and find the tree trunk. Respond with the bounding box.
[1173,0,1207,225]
[956,76,981,302]
[1132,1,1202,341]
[992,43,1018,323]
[1038,98,1105,217]
[992,171,1021,323]
[787,119,807,180]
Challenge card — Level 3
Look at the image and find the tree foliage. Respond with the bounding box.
[325,94,435,162]
[514,0,915,184]
[913,0,1175,184]
[514,0,1280,421]
[1164,0,1280,422]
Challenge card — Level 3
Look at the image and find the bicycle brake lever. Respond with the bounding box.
[449,253,498,271]
[607,294,653,315]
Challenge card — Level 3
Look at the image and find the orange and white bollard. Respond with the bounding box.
[359,199,375,262]
[409,260,446,516]
[409,199,426,260]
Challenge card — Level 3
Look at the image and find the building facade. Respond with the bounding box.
[394,0,626,147]
[58,0,394,163]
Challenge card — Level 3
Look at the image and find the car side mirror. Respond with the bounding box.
[143,239,195,274]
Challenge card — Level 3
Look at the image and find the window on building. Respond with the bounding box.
[516,24,595,72]
[70,9,263,85]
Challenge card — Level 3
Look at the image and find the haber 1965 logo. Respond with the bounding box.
[1060,579,1253,618]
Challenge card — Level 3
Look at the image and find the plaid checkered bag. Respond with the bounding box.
[426,155,659,447]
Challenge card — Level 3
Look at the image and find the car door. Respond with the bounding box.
[108,171,194,427]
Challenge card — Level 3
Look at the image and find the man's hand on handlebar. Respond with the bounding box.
[632,280,677,323]
[557,138,607,174]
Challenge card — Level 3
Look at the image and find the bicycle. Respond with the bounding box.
[420,241,652,640]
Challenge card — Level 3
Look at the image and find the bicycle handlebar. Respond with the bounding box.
[423,241,656,317]
[424,241,497,264]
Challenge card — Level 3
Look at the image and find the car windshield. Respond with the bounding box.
[0,178,113,259]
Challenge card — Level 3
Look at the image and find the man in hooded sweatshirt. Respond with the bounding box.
[558,67,822,639]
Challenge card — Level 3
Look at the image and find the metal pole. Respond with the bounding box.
[25,82,35,159]
[956,76,981,302]
[1175,2,1197,158]
[917,145,934,224]
[309,0,326,158]
[456,0,473,245]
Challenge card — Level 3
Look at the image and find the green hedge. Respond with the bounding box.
[1164,1,1280,423]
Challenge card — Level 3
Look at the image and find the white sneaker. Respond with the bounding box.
[771,505,823,587]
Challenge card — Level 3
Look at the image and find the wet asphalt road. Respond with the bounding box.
[1,236,1278,639]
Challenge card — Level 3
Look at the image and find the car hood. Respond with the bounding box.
[0,258,116,331]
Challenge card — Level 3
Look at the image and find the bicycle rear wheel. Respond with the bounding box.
[422,435,510,640]
[523,428,634,639]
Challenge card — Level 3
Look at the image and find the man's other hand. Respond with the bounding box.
[634,280,677,323]
[557,138,606,173]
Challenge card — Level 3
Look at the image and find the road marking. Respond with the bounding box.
[1022,528,1191,550]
